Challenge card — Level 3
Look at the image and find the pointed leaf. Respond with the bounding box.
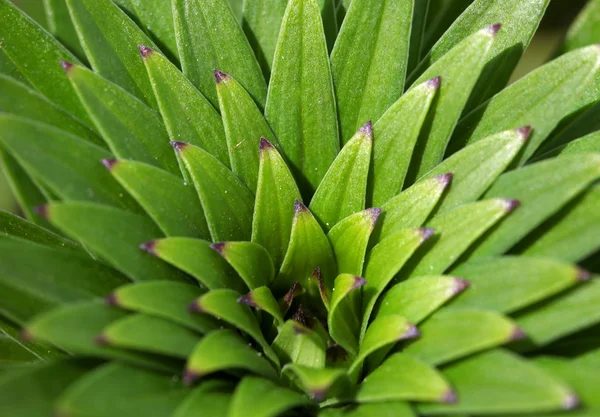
[310,123,372,231]
[252,139,302,268]
[185,330,278,384]
[176,143,254,242]
[369,77,439,206]
[282,364,348,402]
[46,202,184,282]
[65,63,179,175]
[560,0,600,54]
[172,0,267,109]
[321,402,415,417]
[546,131,600,159]
[328,274,366,355]
[239,286,284,325]
[65,0,159,108]
[212,241,274,289]
[44,0,85,60]
[420,0,473,54]
[272,320,326,368]
[406,0,429,74]
[331,0,413,142]
[328,208,381,276]
[265,0,339,194]
[107,160,209,238]
[172,381,233,417]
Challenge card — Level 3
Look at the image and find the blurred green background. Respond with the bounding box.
[0,0,593,214]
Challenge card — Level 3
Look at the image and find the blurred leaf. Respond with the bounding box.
[0,314,64,362]
[331,0,412,143]
[272,321,326,368]
[322,402,415,417]
[0,209,78,251]
[369,77,439,206]
[560,0,600,54]
[172,0,267,109]
[213,241,274,289]
[328,274,366,355]
[310,124,372,231]
[239,286,284,325]
[265,0,339,195]
[282,364,348,402]
[172,381,233,417]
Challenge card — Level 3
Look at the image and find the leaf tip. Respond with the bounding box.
[577,268,592,282]
[483,23,502,37]
[515,125,532,141]
[187,300,205,313]
[502,199,520,213]
[427,75,441,90]
[210,242,226,256]
[170,141,189,151]
[441,389,458,404]
[400,323,421,340]
[237,293,257,308]
[94,334,110,346]
[366,207,383,228]
[138,45,154,58]
[33,204,49,219]
[563,393,580,410]
[510,327,527,342]
[105,292,120,306]
[311,388,327,402]
[284,281,303,307]
[213,69,230,83]
[259,137,274,152]
[436,173,453,189]
[359,120,373,138]
[20,328,34,342]
[183,369,201,386]
[351,276,367,290]
[418,228,436,241]
[60,61,74,74]
[452,278,470,295]
[292,322,311,335]
[139,240,158,255]
[101,158,118,171]
[294,199,309,215]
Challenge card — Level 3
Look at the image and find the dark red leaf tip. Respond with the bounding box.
[183,370,201,386]
[213,69,230,83]
[105,292,119,306]
[292,323,311,335]
[60,61,74,73]
[34,204,49,219]
[419,228,436,241]
[187,300,205,313]
[139,240,158,255]
[452,278,470,295]
[510,327,527,341]
[436,173,453,189]
[577,268,592,282]
[441,389,458,404]
[95,334,109,346]
[484,23,502,36]
[359,120,373,138]
[502,199,520,213]
[351,276,367,291]
[259,137,274,151]
[101,158,118,171]
[401,324,421,340]
[170,141,188,151]
[563,393,580,410]
[237,293,257,308]
[294,199,308,215]
[138,45,154,58]
[210,242,226,256]
[20,329,34,342]
[427,75,441,90]
[284,281,303,306]
[516,125,532,141]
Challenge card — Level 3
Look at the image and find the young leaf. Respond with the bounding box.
[176,142,254,242]
[328,274,366,355]
[403,309,522,366]
[0,0,90,122]
[173,381,233,417]
[309,123,373,231]
[172,0,267,109]
[331,0,413,143]
[239,286,284,325]
[65,63,179,175]
[65,0,159,108]
[185,330,278,385]
[369,77,439,206]
[282,364,348,402]
[272,320,326,368]
[252,139,301,268]
[407,25,497,181]
[212,241,275,289]
[265,0,339,195]
[450,256,585,314]
[46,202,184,282]
[328,208,381,276]
[141,48,229,166]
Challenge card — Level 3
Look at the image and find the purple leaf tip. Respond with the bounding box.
[292,323,311,335]
[170,141,188,151]
[577,268,592,282]
[20,329,33,342]
[442,389,458,404]
[502,199,520,213]
[138,45,153,58]
[183,370,201,386]
[516,125,532,141]
[351,276,367,290]
[34,204,49,219]
[101,159,118,171]
[311,389,327,403]
[427,76,441,89]
[259,137,274,151]
[484,23,502,36]
[510,327,527,341]
[452,278,470,295]
[95,334,109,346]
[187,301,204,313]
[294,199,308,215]
[436,173,453,189]
[563,393,580,410]
[139,240,157,255]
[401,324,421,340]
[105,293,119,306]
[213,69,229,83]
[367,207,383,227]
[359,120,373,137]
[210,242,226,255]
[60,61,74,73]
[237,293,257,308]
[419,228,436,241]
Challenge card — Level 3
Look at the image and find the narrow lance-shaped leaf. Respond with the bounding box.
[140,47,229,166]
[327,274,366,355]
[172,381,233,417]
[537,131,600,160]
[239,286,284,325]
[265,0,340,195]
[419,0,473,54]
[211,241,274,289]
[331,0,413,143]
[272,320,326,368]
[216,72,281,192]
[282,364,348,402]
[172,0,267,109]
[64,62,179,176]
[44,0,86,60]
[369,77,439,206]
[0,210,80,251]
[309,122,372,231]
[176,142,255,242]
[560,0,600,54]
[406,0,429,74]
[252,139,302,268]
[406,25,498,182]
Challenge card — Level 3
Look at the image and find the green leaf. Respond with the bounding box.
[0,115,139,211]
[212,242,274,289]
[140,48,229,167]
[420,0,473,55]
[144,238,245,292]
[107,159,209,239]
[450,256,586,314]
[275,202,336,296]
[515,278,600,350]
[265,0,339,194]
[252,139,302,268]
[376,275,469,324]
[406,199,515,278]
[26,301,177,371]
[65,63,179,175]
[100,314,201,358]
[172,0,267,109]
[420,127,529,214]
[331,0,413,143]
[56,363,189,417]
[176,143,254,242]
[46,202,184,282]
[110,281,218,333]
[0,235,128,324]
[185,329,278,384]
[0,0,90,122]
[356,353,452,404]
[65,0,159,108]
[328,208,381,276]
[519,184,600,263]
[190,289,278,363]
[0,75,101,146]
[44,0,85,60]
[229,376,314,417]
[172,381,233,417]
[418,349,576,415]
[239,286,284,325]
[403,308,521,366]
[407,0,429,74]
[328,274,366,355]
[272,320,326,368]
[0,360,89,417]
[373,175,451,243]
[467,154,600,258]
[407,25,497,181]
[361,228,432,337]
[368,77,439,206]
[309,123,372,231]
[282,364,348,402]
[452,45,600,165]
[216,72,280,192]
[322,401,415,417]
[560,0,600,54]
[420,0,549,110]
[542,131,600,159]
[0,317,64,362]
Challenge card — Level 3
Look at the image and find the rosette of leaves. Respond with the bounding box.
[1,0,600,416]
